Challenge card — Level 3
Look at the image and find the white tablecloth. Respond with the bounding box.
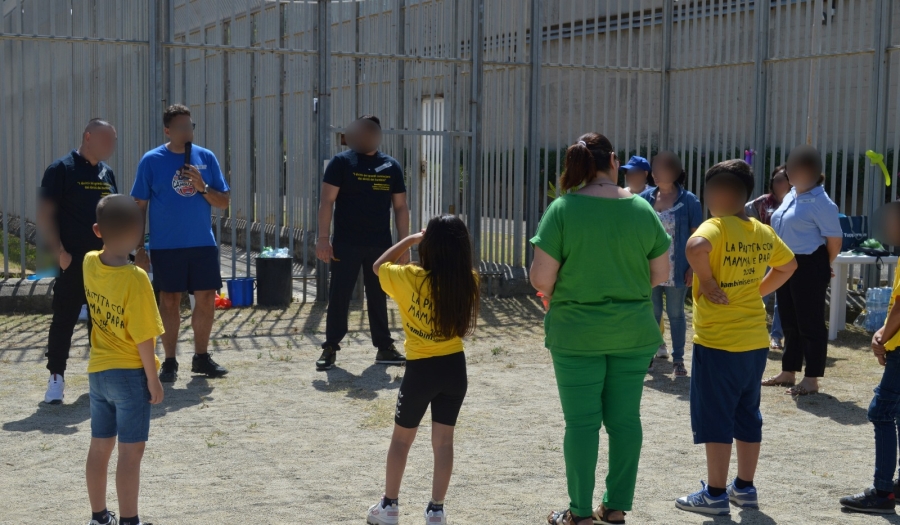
[828,254,898,340]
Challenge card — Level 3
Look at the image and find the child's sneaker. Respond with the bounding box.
[425,507,446,524]
[367,500,399,525]
[45,373,64,404]
[675,481,730,516]
[87,511,117,525]
[726,479,759,509]
[839,488,896,514]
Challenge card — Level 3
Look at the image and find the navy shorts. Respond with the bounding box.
[395,352,467,429]
[150,246,222,293]
[89,368,152,443]
[690,344,769,444]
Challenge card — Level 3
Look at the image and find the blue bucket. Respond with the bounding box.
[226,278,255,307]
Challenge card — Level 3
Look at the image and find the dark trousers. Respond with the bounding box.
[324,242,394,350]
[776,245,831,377]
[869,350,900,492]
[46,253,91,375]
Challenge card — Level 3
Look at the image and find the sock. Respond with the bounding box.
[707,486,726,497]
[734,477,754,490]
[51,371,65,379]
[877,489,894,498]
[164,357,177,364]
[119,515,140,525]
[381,496,398,508]
[91,510,109,524]
[427,500,444,513]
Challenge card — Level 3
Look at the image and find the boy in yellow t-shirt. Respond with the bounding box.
[676,160,797,517]
[840,202,900,513]
[84,195,165,525]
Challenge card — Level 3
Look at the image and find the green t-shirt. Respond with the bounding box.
[530,194,672,355]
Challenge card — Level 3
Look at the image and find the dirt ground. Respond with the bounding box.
[0,297,898,524]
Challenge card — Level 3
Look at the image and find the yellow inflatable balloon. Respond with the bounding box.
[866,150,892,187]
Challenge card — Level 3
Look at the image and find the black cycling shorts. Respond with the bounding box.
[394,351,467,429]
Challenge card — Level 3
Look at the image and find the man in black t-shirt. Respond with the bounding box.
[315,115,410,371]
[38,118,118,404]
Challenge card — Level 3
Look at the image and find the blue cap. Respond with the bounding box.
[622,155,651,172]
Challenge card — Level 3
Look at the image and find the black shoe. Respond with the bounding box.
[375,344,406,365]
[895,480,900,499]
[159,360,179,383]
[840,487,896,514]
[191,353,229,378]
[316,345,337,371]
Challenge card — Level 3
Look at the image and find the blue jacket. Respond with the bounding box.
[639,185,704,288]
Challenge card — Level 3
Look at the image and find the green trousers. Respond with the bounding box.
[551,349,651,516]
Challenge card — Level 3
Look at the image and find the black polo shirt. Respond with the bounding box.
[323,150,406,247]
[40,149,118,254]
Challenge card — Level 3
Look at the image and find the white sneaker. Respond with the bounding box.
[368,500,399,525]
[656,344,669,359]
[425,507,447,524]
[45,374,64,404]
[87,511,117,525]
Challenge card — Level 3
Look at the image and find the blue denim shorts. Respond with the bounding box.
[89,368,152,443]
[690,344,769,444]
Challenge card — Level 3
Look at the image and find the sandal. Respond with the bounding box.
[548,510,591,525]
[761,376,795,387]
[786,384,818,396]
[593,505,626,525]
[769,338,783,350]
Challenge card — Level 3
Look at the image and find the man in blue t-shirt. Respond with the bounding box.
[131,104,230,382]
[38,118,118,404]
[315,115,410,371]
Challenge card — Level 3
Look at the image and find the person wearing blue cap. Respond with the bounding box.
[622,155,653,195]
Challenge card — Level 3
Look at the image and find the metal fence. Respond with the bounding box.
[2,0,900,301]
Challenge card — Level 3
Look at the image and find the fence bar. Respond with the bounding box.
[315,0,331,301]
[469,0,483,266]
[525,0,541,268]
[753,0,771,197]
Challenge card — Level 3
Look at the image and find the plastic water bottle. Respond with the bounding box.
[275,247,290,258]
[261,246,275,258]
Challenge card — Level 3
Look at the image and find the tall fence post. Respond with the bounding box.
[316,0,332,301]
[658,0,673,152]
[148,0,163,155]
[524,0,541,268]
[468,0,483,267]
[752,0,770,197]
[868,0,891,219]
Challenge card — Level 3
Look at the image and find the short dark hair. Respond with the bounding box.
[358,115,381,128]
[652,151,687,187]
[95,195,142,238]
[164,104,192,128]
[705,159,755,200]
[83,118,113,137]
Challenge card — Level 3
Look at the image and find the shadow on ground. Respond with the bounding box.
[311,363,403,400]
[1,377,214,435]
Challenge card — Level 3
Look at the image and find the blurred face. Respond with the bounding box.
[625,170,648,192]
[165,114,195,145]
[770,170,790,200]
[786,165,818,190]
[883,204,900,246]
[346,120,382,154]
[84,126,117,162]
[651,159,679,186]
[705,179,746,218]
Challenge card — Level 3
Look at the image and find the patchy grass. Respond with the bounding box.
[0,234,38,277]
[359,398,396,429]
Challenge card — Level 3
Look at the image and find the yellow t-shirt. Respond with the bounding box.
[378,262,465,360]
[691,217,795,352]
[83,251,164,373]
[884,270,900,351]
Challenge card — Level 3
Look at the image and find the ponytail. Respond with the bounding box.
[559,133,615,192]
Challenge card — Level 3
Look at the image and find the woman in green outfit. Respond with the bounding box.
[531,133,672,525]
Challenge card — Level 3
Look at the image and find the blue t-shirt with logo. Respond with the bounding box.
[131,144,229,250]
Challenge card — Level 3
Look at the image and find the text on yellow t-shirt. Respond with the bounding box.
[378,262,465,360]
[691,217,795,352]
[83,251,164,373]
